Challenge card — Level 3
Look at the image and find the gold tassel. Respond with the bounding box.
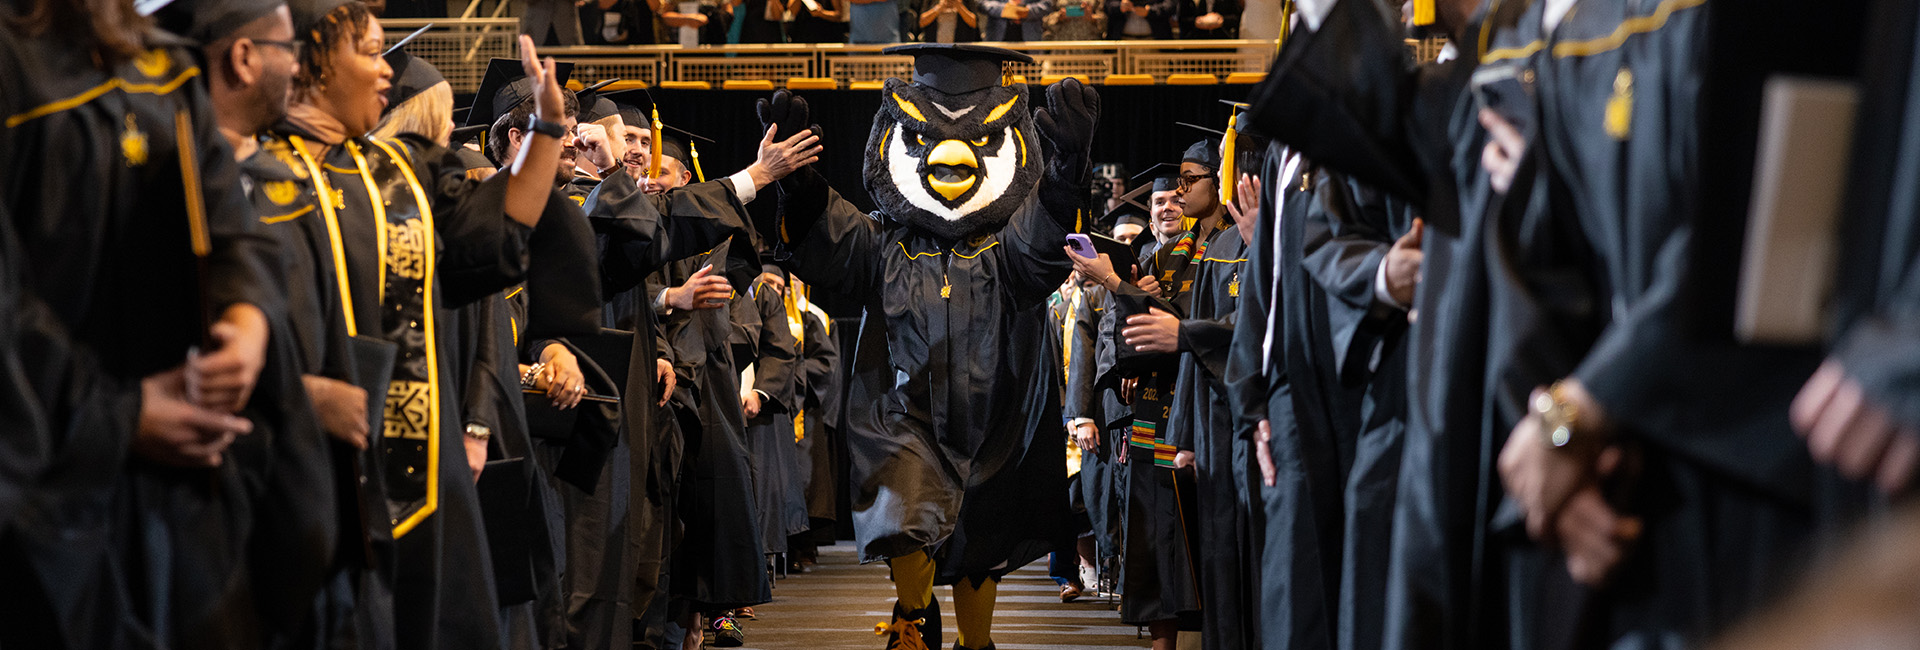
[648,106,664,179]
[689,141,707,183]
[1605,68,1634,141]
[1220,111,1239,206]
[1412,0,1435,26]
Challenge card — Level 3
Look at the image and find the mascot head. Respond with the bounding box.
[865,44,1043,242]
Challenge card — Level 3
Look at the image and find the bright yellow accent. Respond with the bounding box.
[370,137,443,540]
[5,67,200,128]
[786,77,837,90]
[877,124,893,167]
[849,80,885,90]
[259,205,315,224]
[1040,74,1089,85]
[1483,41,1545,63]
[723,79,775,90]
[566,79,585,91]
[1102,74,1154,86]
[174,109,211,258]
[689,141,707,183]
[888,550,937,612]
[891,92,928,123]
[603,79,650,91]
[121,114,149,167]
[952,577,999,649]
[1605,68,1633,140]
[1015,129,1027,168]
[1412,0,1435,25]
[263,179,301,205]
[288,135,360,337]
[133,49,172,78]
[896,239,1000,260]
[927,141,979,201]
[345,141,390,302]
[649,106,664,179]
[657,80,712,89]
[1553,0,1706,58]
[1224,72,1268,84]
[1201,257,1249,264]
[504,286,523,301]
[1221,111,1239,205]
[982,96,1020,124]
[1167,74,1219,85]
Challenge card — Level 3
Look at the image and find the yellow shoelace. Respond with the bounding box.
[873,617,929,650]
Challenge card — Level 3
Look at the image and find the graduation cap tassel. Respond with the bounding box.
[1412,0,1435,26]
[174,107,216,350]
[1276,0,1293,53]
[1220,112,1239,206]
[648,106,664,180]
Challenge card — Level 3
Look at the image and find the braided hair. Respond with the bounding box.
[292,1,374,94]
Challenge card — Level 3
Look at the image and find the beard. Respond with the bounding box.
[556,146,579,185]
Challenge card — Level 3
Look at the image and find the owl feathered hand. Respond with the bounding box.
[757,89,829,224]
[1035,78,1101,182]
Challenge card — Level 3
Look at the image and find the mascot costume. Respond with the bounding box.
[755,44,1100,650]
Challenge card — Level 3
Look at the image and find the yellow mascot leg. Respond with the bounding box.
[889,550,936,612]
[878,551,939,649]
[952,577,999,649]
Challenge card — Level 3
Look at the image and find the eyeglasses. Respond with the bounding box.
[252,39,304,56]
[1178,171,1217,191]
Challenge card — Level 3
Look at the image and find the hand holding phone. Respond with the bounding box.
[1066,234,1097,258]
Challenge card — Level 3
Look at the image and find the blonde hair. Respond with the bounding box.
[372,81,454,147]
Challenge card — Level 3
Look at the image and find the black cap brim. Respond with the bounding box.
[881,43,1034,95]
[154,0,286,44]
[466,57,574,128]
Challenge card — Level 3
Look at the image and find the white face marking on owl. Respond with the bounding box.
[887,124,1019,222]
[863,79,1043,241]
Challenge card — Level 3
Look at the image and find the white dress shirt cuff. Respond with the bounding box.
[727,170,759,204]
[1372,257,1407,311]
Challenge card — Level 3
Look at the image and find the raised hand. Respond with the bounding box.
[1384,218,1424,307]
[519,35,565,124]
[1034,78,1101,174]
[755,89,815,157]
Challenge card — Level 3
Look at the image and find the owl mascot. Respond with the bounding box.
[755,44,1100,650]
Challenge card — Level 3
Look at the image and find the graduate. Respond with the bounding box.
[577,87,818,650]
[1243,1,1543,647]
[754,43,1100,650]
[256,2,587,644]
[1070,167,1201,649]
[739,266,810,569]
[0,0,336,646]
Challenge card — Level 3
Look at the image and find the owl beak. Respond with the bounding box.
[926,139,978,201]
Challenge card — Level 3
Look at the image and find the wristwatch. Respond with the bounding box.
[1533,380,1584,450]
[465,423,493,441]
[527,115,567,140]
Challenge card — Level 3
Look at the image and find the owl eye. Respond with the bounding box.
[914,132,926,146]
[971,135,990,146]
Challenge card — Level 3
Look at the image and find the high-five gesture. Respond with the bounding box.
[520,34,566,124]
[1035,77,1101,177]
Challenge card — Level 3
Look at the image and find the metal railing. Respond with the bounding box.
[381,18,1441,94]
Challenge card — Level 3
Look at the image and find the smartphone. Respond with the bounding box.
[1066,233,1097,258]
[1064,4,1084,16]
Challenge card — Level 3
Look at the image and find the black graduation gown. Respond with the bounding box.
[1528,1,1822,644]
[1246,2,1549,647]
[769,183,1074,584]
[1300,170,1419,650]
[742,278,808,556]
[652,238,773,610]
[0,30,331,650]
[263,125,543,650]
[582,170,753,620]
[1063,284,1122,563]
[1164,225,1254,648]
[795,307,843,528]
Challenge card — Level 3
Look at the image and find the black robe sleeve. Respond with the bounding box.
[1301,175,1405,382]
[1064,288,1102,422]
[388,135,536,308]
[750,284,802,414]
[588,168,752,299]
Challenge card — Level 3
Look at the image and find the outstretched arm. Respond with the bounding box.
[1001,79,1102,304]
[757,89,887,298]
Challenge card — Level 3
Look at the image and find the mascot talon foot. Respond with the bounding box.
[876,600,942,650]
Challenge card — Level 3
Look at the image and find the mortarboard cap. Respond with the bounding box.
[575,79,621,123]
[466,57,574,129]
[450,124,487,147]
[1114,213,1149,229]
[1182,138,1221,171]
[154,0,286,44]
[287,0,352,35]
[383,46,446,113]
[882,43,1035,96]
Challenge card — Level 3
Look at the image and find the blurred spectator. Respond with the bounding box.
[1175,0,1237,38]
[911,0,979,43]
[582,0,658,44]
[1104,0,1170,39]
[522,0,586,44]
[1043,0,1104,40]
[735,0,787,43]
[848,0,903,43]
[981,0,1050,41]
[657,0,734,45]
[787,0,850,42]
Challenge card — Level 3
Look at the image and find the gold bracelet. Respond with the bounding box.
[1533,380,1583,450]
